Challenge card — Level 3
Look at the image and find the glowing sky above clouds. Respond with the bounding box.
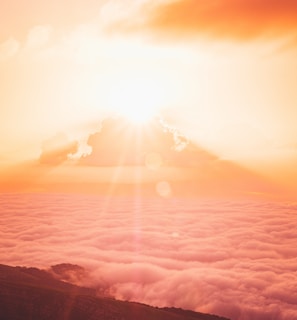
[1,0,297,190]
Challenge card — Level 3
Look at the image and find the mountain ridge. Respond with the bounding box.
[0,263,230,320]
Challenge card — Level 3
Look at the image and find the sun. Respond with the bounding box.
[118,107,155,125]
[106,74,164,126]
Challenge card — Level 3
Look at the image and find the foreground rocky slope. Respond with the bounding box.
[0,264,229,320]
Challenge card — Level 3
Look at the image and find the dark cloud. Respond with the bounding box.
[146,0,297,41]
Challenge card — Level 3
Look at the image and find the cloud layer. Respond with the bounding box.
[1,193,297,319]
[147,0,297,40]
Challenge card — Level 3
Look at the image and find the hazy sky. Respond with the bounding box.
[1,0,297,196]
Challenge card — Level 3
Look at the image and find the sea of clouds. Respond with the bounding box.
[1,193,297,320]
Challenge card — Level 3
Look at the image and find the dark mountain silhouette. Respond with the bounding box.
[0,264,230,320]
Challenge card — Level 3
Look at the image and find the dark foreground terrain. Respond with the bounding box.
[0,264,229,320]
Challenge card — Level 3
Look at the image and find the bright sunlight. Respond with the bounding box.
[119,107,156,125]
[106,74,165,125]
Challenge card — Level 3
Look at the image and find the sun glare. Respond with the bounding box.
[106,74,164,126]
[119,107,155,125]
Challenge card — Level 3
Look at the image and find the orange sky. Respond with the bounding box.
[1,0,297,198]
[146,0,297,39]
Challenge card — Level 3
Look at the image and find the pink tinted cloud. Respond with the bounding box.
[1,194,297,320]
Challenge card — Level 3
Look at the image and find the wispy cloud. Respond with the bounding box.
[39,132,78,165]
[0,38,19,61]
[24,25,53,51]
